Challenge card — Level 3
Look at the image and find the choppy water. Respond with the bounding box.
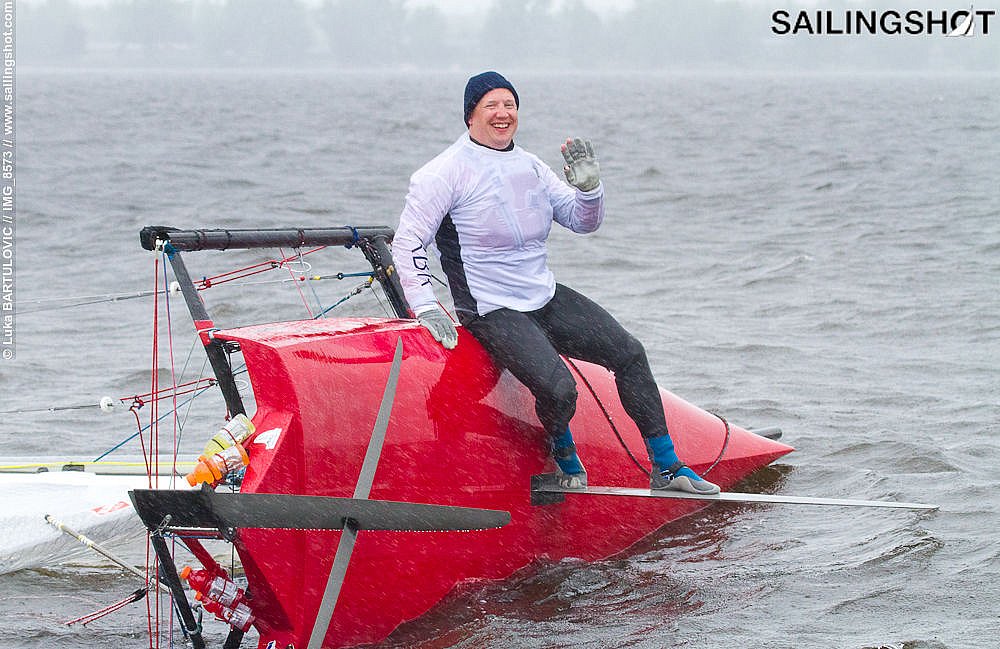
[1,70,998,648]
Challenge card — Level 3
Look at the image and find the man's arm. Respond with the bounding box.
[394,173,459,349]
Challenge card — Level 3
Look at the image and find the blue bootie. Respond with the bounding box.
[552,428,587,489]
[645,434,720,495]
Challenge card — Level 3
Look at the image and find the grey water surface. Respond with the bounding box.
[0,70,997,648]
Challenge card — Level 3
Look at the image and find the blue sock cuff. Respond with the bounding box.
[645,435,680,468]
[552,428,574,449]
[552,428,584,474]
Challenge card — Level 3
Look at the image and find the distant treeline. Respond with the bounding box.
[18,0,1000,71]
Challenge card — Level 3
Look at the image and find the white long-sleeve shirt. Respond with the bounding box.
[394,134,604,317]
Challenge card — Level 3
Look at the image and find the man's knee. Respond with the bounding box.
[549,369,578,406]
[534,366,578,433]
[613,333,648,374]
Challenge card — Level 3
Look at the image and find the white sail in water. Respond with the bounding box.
[0,471,156,574]
[947,8,975,37]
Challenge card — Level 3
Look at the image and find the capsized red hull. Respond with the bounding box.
[215,318,793,648]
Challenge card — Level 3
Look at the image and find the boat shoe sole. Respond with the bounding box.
[653,474,720,495]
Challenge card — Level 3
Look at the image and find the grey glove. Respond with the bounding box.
[561,137,600,192]
[417,307,458,350]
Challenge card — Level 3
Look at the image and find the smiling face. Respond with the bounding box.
[467,88,518,150]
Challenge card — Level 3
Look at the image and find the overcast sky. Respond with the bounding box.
[16,0,999,72]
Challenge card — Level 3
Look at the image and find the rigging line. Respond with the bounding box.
[197,246,327,289]
[200,255,293,283]
[123,328,214,404]
[0,402,109,415]
[91,386,217,464]
[167,536,181,649]
[197,264,274,289]
[221,270,376,289]
[90,361,250,465]
[174,354,210,463]
[175,269,378,298]
[565,357,652,479]
[124,377,217,404]
[136,257,158,488]
[294,247,327,316]
[279,247,317,317]
[129,403,151,479]
[176,334,200,388]
[165,334,202,463]
[127,384,214,404]
[163,257,181,485]
[22,289,161,304]
[17,290,170,314]
[369,281,395,319]
[151,257,161,489]
[312,277,374,319]
[700,412,732,477]
[312,271,374,280]
[65,588,148,626]
[303,256,331,317]
[143,533,154,649]
[307,279,327,317]
[99,361,249,463]
[566,357,731,481]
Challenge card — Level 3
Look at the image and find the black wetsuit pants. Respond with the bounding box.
[458,283,669,442]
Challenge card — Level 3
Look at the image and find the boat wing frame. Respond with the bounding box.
[138,225,411,418]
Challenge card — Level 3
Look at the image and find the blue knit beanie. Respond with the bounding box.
[463,71,519,126]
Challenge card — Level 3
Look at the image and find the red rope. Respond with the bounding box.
[148,258,159,489]
[150,558,159,649]
[130,403,151,478]
[65,588,147,626]
[195,246,326,290]
[163,265,179,483]
[122,377,217,406]
[147,258,159,649]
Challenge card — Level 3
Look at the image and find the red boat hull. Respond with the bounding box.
[215,318,792,648]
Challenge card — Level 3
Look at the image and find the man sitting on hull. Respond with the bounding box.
[394,71,719,495]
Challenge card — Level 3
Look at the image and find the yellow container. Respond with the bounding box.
[202,414,255,456]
